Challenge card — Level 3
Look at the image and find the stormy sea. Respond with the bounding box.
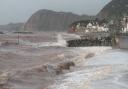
[0,32,128,89]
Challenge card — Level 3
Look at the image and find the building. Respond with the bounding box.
[121,16,128,33]
[69,20,109,34]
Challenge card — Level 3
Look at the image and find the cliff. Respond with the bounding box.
[97,0,128,20]
[24,9,93,31]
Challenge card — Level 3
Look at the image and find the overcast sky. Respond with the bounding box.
[0,0,111,25]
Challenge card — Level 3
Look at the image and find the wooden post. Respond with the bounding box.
[18,32,20,44]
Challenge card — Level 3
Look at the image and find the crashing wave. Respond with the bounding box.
[19,34,67,48]
[47,47,112,89]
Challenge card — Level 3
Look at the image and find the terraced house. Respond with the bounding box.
[70,20,109,34]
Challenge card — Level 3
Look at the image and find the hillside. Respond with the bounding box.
[0,23,24,32]
[24,9,93,31]
[97,0,128,20]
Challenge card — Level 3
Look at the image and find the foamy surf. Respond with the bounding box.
[70,47,112,65]
[47,47,112,89]
[49,66,112,89]
[48,47,128,89]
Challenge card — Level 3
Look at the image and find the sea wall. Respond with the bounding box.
[67,37,112,47]
[117,36,128,49]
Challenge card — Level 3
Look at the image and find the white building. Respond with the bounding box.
[121,16,128,33]
[83,22,109,33]
[71,20,109,34]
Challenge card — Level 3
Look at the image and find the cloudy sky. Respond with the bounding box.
[0,0,111,25]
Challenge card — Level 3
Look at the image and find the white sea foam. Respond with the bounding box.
[61,33,81,39]
[49,66,112,89]
[70,47,112,64]
[49,47,128,89]
[86,50,128,66]
[48,47,113,89]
